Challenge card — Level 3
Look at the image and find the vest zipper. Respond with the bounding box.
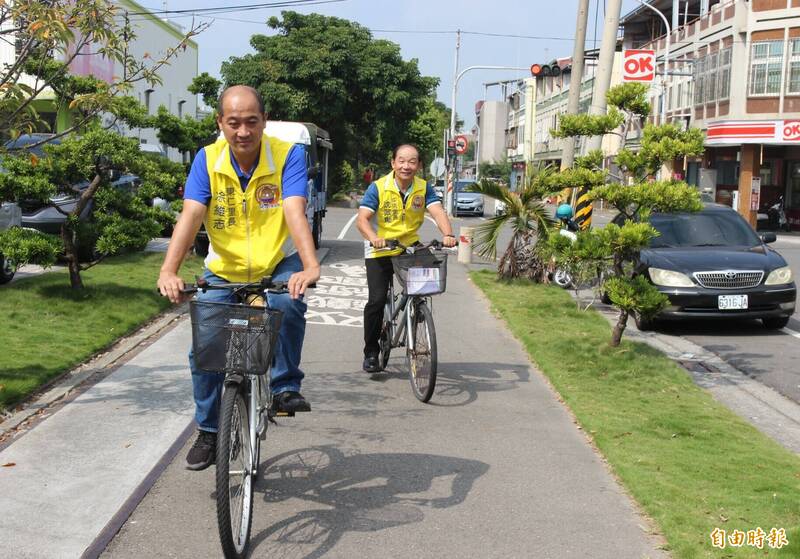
[243,198,252,282]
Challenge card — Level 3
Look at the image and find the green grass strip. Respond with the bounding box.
[1,252,203,412]
[471,271,800,558]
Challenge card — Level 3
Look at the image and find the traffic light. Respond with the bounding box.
[530,63,561,79]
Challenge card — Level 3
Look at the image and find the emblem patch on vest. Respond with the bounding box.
[412,195,424,210]
[256,183,280,209]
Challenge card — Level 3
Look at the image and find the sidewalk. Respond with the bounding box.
[1,239,668,558]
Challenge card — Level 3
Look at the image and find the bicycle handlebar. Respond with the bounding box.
[380,239,458,252]
[175,276,316,295]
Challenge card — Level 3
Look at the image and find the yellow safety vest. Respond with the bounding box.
[368,172,428,259]
[203,134,296,282]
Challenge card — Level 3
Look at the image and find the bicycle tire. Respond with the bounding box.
[407,301,437,403]
[379,305,392,370]
[216,383,254,559]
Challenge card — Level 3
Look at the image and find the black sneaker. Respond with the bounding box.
[272,391,311,413]
[363,355,380,373]
[186,430,216,471]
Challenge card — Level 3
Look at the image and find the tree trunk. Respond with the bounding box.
[61,223,84,289]
[610,308,628,347]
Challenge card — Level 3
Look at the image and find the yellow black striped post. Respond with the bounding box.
[574,187,593,230]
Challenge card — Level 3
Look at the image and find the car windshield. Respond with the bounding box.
[650,210,761,248]
[3,135,60,158]
[456,182,477,193]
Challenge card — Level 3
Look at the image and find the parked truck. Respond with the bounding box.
[194,121,332,256]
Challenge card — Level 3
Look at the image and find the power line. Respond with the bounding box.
[126,0,345,17]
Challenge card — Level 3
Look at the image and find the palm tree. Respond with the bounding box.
[471,166,558,280]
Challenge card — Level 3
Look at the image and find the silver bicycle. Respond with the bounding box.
[377,240,451,403]
[186,277,305,559]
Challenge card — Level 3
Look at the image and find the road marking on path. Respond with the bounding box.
[782,327,800,340]
[337,213,359,239]
[307,262,367,328]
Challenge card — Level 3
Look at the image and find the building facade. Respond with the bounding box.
[623,0,800,228]
[476,100,510,166]
[0,0,199,162]
[505,79,536,189]
[531,53,624,169]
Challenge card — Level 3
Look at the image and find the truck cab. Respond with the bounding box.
[263,121,332,249]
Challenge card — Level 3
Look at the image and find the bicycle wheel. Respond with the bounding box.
[379,305,392,370]
[216,383,254,559]
[406,301,437,403]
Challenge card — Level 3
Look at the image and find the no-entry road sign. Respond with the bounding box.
[454,135,469,155]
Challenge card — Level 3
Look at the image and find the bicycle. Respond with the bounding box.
[376,240,452,403]
[184,276,310,559]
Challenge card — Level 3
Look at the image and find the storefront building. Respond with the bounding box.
[623,0,800,229]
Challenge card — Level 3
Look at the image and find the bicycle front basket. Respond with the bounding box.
[392,250,448,295]
[189,301,282,375]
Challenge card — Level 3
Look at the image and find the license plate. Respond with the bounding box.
[718,294,748,310]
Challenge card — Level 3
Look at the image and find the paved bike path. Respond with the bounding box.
[101,237,667,559]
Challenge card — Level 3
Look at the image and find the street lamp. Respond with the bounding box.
[636,0,671,124]
[447,65,529,215]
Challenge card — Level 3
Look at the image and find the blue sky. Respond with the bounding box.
[137,0,640,129]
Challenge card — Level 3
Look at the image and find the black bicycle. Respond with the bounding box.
[184,276,309,559]
[376,240,452,403]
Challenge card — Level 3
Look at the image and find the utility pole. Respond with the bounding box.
[446,29,462,217]
[560,0,590,171]
[586,0,623,153]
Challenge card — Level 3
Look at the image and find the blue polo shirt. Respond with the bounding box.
[360,180,441,212]
[184,142,307,204]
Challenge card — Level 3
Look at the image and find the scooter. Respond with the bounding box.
[552,215,579,289]
[757,196,791,232]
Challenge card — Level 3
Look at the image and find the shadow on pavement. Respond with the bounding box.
[373,361,530,407]
[249,445,489,559]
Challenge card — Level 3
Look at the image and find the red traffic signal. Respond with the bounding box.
[530,63,561,78]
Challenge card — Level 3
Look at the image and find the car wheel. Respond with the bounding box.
[762,316,790,329]
[312,213,322,249]
[0,253,15,284]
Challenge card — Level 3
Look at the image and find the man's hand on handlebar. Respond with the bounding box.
[288,266,320,299]
[370,237,387,249]
[157,271,190,304]
[442,234,457,248]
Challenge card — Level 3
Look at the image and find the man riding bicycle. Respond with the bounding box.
[355,144,456,373]
[157,85,320,470]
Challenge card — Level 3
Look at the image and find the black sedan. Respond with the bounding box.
[631,204,796,330]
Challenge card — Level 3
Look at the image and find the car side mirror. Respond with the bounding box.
[761,232,777,244]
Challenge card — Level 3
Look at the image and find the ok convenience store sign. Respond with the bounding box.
[706,120,800,145]
[623,50,655,82]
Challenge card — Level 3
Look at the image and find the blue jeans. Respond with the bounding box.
[189,253,308,432]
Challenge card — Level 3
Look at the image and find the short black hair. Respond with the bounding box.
[217,85,266,116]
[392,143,421,160]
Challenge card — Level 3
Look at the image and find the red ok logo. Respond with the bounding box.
[623,50,655,82]
[783,120,800,141]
